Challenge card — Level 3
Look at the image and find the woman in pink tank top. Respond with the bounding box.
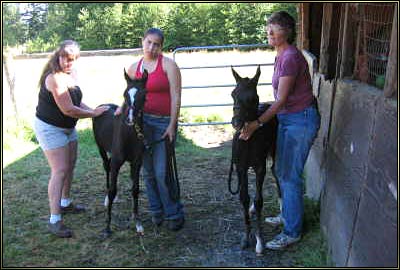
[126,28,185,231]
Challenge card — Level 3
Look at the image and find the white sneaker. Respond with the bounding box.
[265,232,301,250]
[265,215,283,227]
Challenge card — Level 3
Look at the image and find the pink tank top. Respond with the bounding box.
[136,54,171,116]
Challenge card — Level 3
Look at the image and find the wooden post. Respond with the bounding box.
[384,5,397,98]
[297,3,310,50]
[353,4,362,79]
[339,4,357,78]
[319,3,333,74]
[3,51,19,121]
[335,4,346,79]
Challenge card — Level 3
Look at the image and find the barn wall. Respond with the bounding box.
[315,79,398,267]
[303,73,335,200]
[300,2,398,267]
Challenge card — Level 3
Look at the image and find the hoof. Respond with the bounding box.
[255,240,264,255]
[136,224,144,236]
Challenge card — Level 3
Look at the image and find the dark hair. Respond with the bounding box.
[38,40,80,87]
[266,11,296,44]
[143,27,164,46]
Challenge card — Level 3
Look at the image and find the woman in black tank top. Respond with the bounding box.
[33,40,109,238]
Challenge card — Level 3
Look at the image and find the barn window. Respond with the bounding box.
[353,3,395,90]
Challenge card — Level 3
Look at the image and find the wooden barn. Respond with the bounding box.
[297,3,398,267]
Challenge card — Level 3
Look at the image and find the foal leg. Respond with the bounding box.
[130,159,144,235]
[254,164,266,255]
[103,158,123,237]
[238,168,251,249]
[99,149,111,207]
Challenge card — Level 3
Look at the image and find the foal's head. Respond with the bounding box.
[231,66,261,131]
[122,69,148,126]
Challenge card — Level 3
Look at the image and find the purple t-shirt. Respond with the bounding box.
[272,45,314,114]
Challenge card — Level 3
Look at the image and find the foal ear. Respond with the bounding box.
[250,65,261,85]
[124,68,131,82]
[231,66,242,83]
[142,69,148,82]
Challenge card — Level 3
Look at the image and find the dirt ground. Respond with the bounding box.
[169,125,295,267]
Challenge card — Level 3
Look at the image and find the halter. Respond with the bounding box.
[121,105,144,139]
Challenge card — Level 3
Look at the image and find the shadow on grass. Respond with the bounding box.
[2,127,328,267]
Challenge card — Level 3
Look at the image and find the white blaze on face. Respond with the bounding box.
[128,87,138,122]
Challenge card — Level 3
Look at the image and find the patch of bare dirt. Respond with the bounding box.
[171,125,292,267]
[180,125,234,148]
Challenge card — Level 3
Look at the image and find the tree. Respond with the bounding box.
[20,3,48,41]
[3,2,298,52]
[117,3,164,48]
[2,3,27,46]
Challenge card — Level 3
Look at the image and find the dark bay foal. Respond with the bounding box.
[229,66,279,255]
[92,70,147,237]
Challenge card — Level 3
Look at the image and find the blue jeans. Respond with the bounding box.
[275,105,320,238]
[142,114,184,220]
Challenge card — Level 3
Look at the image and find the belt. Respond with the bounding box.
[144,113,171,119]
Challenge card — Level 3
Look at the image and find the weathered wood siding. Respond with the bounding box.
[301,2,398,267]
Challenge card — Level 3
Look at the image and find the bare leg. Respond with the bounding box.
[44,146,70,216]
[62,140,77,200]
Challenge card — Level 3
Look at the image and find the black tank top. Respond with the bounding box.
[36,81,82,128]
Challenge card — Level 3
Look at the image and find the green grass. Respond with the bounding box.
[292,199,330,267]
[3,124,330,267]
[3,50,330,266]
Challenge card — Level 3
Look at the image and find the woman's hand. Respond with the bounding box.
[114,106,122,116]
[162,123,176,142]
[239,120,259,140]
[93,105,110,117]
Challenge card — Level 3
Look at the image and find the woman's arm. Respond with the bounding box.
[240,75,294,140]
[164,57,182,142]
[47,73,108,118]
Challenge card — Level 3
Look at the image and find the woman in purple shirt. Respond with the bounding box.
[240,11,320,250]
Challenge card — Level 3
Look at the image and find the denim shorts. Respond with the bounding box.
[33,116,78,151]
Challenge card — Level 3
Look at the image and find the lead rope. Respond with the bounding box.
[165,139,180,202]
[228,158,240,195]
[228,132,243,195]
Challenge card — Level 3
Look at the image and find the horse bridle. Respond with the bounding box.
[232,101,254,131]
[123,105,144,140]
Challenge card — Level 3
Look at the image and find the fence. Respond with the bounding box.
[172,44,274,126]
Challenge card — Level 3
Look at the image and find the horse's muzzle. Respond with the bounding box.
[231,116,243,131]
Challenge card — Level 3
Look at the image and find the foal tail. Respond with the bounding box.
[228,159,240,195]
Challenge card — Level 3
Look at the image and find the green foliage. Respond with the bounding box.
[116,3,164,49]
[292,198,330,267]
[4,117,37,152]
[20,3,48,41]
[2,3,26,46]
[4,3,298,52]
[25,34,60,53]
